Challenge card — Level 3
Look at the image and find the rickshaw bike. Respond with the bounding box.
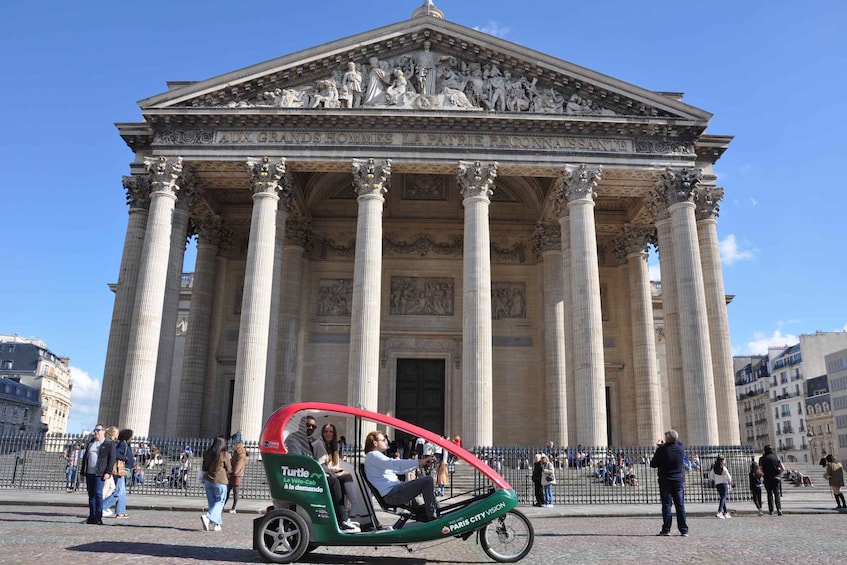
[254,402,534,563]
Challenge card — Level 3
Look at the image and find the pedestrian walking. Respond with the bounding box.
[823,454,845,509]
[650,429,689,536]
[102,428,135,519]
[709,454,733,519]
[759,444,785,516]
[749,459,764,516]
[200,436,231,532]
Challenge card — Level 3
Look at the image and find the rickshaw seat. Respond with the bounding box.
[358,464,428,528]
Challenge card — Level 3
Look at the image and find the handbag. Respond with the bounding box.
[103,476,115,499]
[113,459,126,477]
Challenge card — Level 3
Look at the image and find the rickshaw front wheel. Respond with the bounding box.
[255,508,310,564]
[478,509,534,562]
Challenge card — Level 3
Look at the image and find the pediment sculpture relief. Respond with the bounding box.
[226,42,621,116]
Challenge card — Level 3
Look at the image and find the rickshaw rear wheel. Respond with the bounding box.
[255,508,310,564]
[478,509,534,562]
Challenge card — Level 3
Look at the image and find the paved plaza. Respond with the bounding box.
[0,490,844,564]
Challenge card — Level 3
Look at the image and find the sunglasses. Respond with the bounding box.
[94,428,104,432]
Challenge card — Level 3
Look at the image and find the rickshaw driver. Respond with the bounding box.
[285,415,361,533]
[364,431,439,521]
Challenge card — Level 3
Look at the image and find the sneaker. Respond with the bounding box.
[212,524,222,532]
[340,519,361,533]
[758,510,763,516]
[681,533,689,537]
[715,513,725,519]
[724,512,731,519]
[656,531,671,536]
[102,509,113,517]
[116,514,129,519]
[200,514,210,531]
[776,510,783,516]
[228,509,237,514]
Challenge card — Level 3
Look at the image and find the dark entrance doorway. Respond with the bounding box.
[395,359,445,453]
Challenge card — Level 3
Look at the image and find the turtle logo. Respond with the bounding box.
[310,472,324,481]
[441,526,450,535]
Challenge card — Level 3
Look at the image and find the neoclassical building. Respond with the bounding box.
[100,2,740,448]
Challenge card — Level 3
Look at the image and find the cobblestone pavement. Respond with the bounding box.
[1,503,845,564]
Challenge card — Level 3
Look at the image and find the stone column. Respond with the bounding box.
[458,160,497,447]
[348,158,391,413]
[659,168,719,445]
[200,250,230,438]
[177,214,232,437]
[98,174,150,427]
[558,165,607,447]
[646,191,686,439]
[273,219,311,409]
[695,186,740,444]
[264,179,294,423]
[120,156,184,436]
[149,179,197,436]
[231,157,289,442]
[557,213,577,446]
[533,223,567,445]
[614,224,663,445]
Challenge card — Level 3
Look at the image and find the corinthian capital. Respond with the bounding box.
[613,223,657,260]
[656,167,702,206]
[457,160,497,199]
[285,218,313,249]
[352,158,391,197]
[143,156,184,195]
[694,186,725,220]
[532,223,561,258]
[122,175,151,209]
[175,171,203,212]
[645,188,670,222]
[558,164,602,203]
[195,213,234,250]
[247,157,287,195]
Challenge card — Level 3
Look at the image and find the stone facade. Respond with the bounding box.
[101,2,739,447]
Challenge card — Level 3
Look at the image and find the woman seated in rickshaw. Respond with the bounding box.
[363,430,438,521]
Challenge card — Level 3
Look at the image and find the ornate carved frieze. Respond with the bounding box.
[491,241,527,263]
[613,223,657,260]
[153,130,215,145]
[246,156,288,196]
[352,158,391,197]
[389,277,454,316]
[284,218,313,249]
[122,174,151,209]
[383,233,462,257]
[403,174,445,200]
[144,156,184,195]
[655,167,702,206]
[317,279,353,317]
[634,140,696,155]
[492,283,527,320]
[558,164,602,203]
[693,186,724,220]
[457,160,497,199]
[532,223,561,258]
[313,236,356,259]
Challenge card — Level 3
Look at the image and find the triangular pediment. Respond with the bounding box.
[139,15,710,123]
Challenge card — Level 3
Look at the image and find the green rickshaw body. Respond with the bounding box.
[262,450,518,545]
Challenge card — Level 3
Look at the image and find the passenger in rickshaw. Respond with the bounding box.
[312,423,369,523]
[284,415,361,533]
[364,431,439,522]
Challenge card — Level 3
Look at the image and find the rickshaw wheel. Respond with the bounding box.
[478,509,534,562]
[255,508,310,564]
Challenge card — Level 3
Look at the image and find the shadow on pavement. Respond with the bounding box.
[68,541,261,562]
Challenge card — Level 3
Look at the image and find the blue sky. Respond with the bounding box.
[1,1,845,434]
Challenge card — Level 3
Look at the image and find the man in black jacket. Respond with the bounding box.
[650,429,689,536]
[759,444,785,515]
[80,424,116,524]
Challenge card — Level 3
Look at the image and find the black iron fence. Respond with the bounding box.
[470,444,756,505]
[0,433,754,506]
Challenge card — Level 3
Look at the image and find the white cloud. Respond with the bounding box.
[749,197,758,207]
[740,329,799,356]
[67,366,101,433]
[720,234,755,266]
[648,263,661,282]
[473,21,510,37]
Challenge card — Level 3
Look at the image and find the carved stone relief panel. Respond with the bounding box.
[317,279,354,317]
[403,174,446,200]
[389,277,454,316]
[492,283,527,320]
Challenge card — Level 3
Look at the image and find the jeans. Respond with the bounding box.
[66,466,77,487]
[204,481,227,526]
[85,473,104,520]
[658,480,688,534]
[103,475,127,514]
[765,478,782,513]
[716,483,729,514]
[751,485,762,510]
[543,484,553,505]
